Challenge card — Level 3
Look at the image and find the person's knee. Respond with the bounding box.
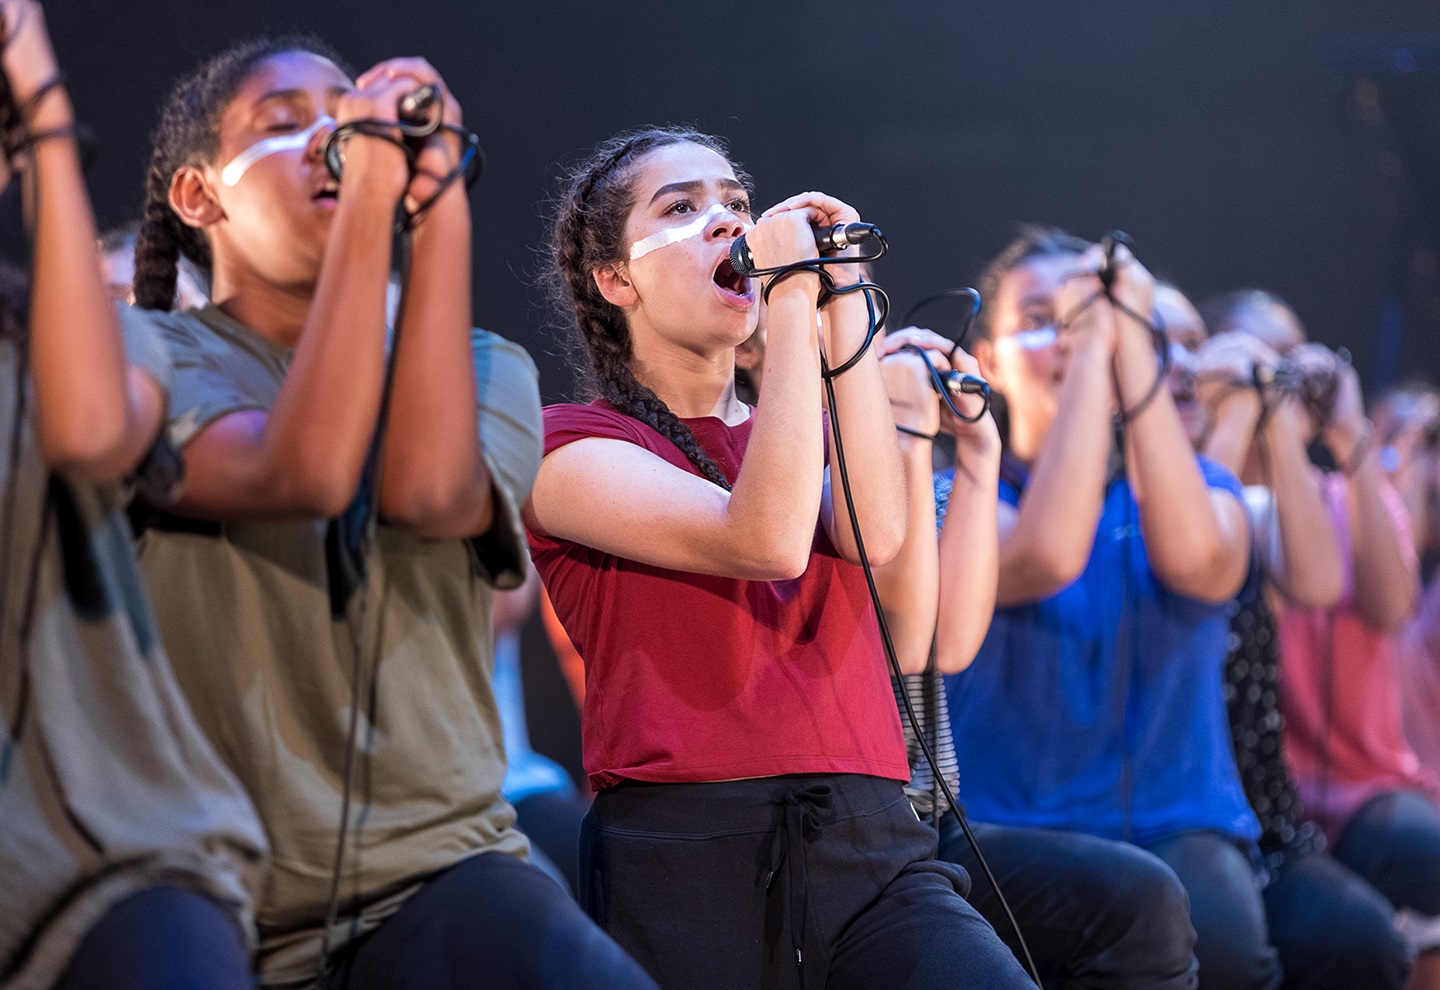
[1095,848,1197,976]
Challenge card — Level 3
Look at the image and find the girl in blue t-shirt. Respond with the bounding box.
[945,227,1277,990]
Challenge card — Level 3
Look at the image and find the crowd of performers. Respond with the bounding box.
[2,8,1439,989]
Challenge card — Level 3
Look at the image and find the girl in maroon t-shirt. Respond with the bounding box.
[524,127,1031,990]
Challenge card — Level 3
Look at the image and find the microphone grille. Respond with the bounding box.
[730,237,753,277]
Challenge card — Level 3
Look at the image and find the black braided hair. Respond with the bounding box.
[133,35,349,311]
[544,127,753,491]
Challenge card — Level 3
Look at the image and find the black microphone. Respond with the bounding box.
[729,221,880,276]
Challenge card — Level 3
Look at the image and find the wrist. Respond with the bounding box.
[1326,417,1370,464]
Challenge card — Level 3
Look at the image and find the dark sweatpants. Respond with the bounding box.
[53,887,252,990]
[580,774,1034,990]
[322,852,658,990]
[939,814,1199,990]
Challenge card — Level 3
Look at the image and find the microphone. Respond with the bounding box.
[397,84,440,129]
[729,221,880,276]
[940,371,990,396]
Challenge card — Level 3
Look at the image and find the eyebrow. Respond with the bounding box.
[648,178,746,206]
[252,85,350,108]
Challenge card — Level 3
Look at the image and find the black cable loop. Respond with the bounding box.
[747,232,890,379]
[893,342,992,424]
[321,85,485,233]
[899,287,983,361]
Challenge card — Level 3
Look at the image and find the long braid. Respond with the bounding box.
[132,35,346,311]
[546,127,749,490]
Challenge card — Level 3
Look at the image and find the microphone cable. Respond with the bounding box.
[808,254,1043,985]
[316,83,486,973]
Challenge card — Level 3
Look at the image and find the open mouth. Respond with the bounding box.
[712,256,753,301]
[312,182,339,204]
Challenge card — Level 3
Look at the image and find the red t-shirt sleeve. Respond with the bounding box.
[542,403,649,457]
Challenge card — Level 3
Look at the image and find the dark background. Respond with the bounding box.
[45,0,1440,781]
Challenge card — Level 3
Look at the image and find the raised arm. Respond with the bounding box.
[872,328,1002,674]
[1107,251,1249,603]
[364,59,494,539]
[170,72,417,521]
[1196,332,1341,607]
[760,192,906,568]
[14,1,162,481]
[1298,344,1418,631]
[996,255,1117,606]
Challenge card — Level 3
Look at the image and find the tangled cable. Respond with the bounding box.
[740,229,891,379]
[321,83,484,231]
[1057,232,1170,426]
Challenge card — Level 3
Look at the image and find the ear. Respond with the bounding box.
[973,338,1006,392]
[169,165,224,230]
[593,262,638,309]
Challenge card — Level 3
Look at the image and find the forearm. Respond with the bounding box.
[998,340,1112,604]
[936,443,1000,672]
[1263,413,1342,606]
[724,283,826,576]
[820,290,906,564]
[1200,395,1261,478]
[1118,331,1245,600]
[873,434,941,675]
[377,194,491,536]
[1347,454,1419,630]
[27,94,143,479]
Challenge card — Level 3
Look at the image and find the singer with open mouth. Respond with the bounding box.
[122,36,656,990]
[524,126,1034,990]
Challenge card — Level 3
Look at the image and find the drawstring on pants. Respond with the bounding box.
[758,781,833,986]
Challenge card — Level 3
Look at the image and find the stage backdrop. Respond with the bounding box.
[45,0,1440,780]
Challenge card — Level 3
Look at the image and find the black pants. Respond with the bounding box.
[53,886,252,990]
[580,774,1033,990]
[323,852,658,990]
[939,815,1199,990]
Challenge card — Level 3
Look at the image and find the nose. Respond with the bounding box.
[304,115,338,161]
[708,204,750,241]
[1168,341,1196,373]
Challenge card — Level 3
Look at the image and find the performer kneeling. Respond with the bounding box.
[526,126,1034,990]
[128,36,654,990]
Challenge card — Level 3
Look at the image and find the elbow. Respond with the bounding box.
[839,516,907,569]
[1156,546,1244,605]
[1283,569,1343,610]
[751,546,811,582]
[283,461,365,519]
[934,641,979,675]
[38,416,133,484]
[379,476,492,537]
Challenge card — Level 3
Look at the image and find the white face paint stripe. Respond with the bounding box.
[999,327,1059,351]
[627,203,749,261]
[220,116,335,187]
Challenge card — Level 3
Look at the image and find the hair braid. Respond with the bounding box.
[546,127,752,491]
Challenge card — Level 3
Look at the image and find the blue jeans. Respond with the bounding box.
[1332,789,1440,916]
[940,815,1199,990]
[1145,831,1282,990]
[323,852,657,990]
[54,887,252,990]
